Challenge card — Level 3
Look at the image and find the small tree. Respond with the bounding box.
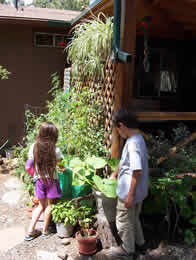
[0,65,10,80]
[32,0,89,10]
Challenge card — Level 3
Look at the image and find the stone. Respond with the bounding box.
[36,250,59,260]
[3,176,23,190]
[57,246,68,260]
[96,214,120,249]
[61,238,72,246]
[2,190,24,205]
[74,254,96,260]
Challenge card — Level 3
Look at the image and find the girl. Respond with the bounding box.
[25,122,62,241]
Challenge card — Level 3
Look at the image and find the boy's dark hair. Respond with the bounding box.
[112,108,139,129]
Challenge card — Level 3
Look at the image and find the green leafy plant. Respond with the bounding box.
[77,205,96,237]
[51,200,79,226]
[0,65,10,80]
[67,13,113,81]
[69,156,117,198]
[145,169,196,244]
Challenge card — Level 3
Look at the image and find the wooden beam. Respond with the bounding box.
[136,112,196,121]
[111,0,136,158]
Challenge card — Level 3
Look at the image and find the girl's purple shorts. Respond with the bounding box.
[35,178,62,199]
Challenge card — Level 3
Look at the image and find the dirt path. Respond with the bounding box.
[0,162,78,260]
[1,160,196,260]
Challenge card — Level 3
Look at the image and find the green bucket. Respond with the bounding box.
[58,169,72,199]
[72,184,92,198]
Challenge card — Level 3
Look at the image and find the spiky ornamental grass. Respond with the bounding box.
[67,13,113,81]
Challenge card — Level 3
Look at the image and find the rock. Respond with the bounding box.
[2,190,24,205]
[4,177,23,190]
[57,246,68,260]
[36,250,59,260]
[96,214,120,249]
[96,249,127,260]
[74,254,96,260]
[61,238,71,246]
[67,257,74,260]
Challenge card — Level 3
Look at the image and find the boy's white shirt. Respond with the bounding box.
[117,134,149,203]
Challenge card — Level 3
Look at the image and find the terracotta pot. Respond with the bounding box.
[76,230,98,255]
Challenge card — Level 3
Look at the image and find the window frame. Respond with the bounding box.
[34,32,68,48]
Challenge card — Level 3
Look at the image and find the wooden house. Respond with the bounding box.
[0,4,79,146]
[72,0,196,157]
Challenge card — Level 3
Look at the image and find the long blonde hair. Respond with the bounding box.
[33,122,58,179]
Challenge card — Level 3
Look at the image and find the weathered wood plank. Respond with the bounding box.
[136,112,196,121]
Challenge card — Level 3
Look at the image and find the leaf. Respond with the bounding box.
[108,158,119,171]
[102,179,117,198]
[69,157,83,168]
[86,156,107,169]
[190,217,196,225]
[93,175,105,193]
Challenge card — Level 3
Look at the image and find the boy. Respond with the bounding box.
[110,108,149,258]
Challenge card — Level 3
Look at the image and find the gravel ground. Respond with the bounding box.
[0,161,79,260]
[1,160,196,260]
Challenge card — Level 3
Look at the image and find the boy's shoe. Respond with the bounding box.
[24,230,41,241]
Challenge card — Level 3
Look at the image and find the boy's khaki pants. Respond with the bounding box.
[116,198,145,254]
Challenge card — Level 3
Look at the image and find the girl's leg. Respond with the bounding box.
[28,198,47,233]
[43,198,56,233]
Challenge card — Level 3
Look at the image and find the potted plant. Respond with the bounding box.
[75,205,98,255]
[69,156,118,221]
[51,200,78,238]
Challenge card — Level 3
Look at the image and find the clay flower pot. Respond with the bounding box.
[76,230,98,255]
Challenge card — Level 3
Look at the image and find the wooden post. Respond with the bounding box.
[111,0,136,158]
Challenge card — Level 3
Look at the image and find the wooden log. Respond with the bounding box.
[96,213,121,249]
[157,131,196,165]
[111,0,136,158]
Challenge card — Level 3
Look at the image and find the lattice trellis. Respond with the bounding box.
[69,58,116,152]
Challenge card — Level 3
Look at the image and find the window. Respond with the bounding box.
[134,49,178,98]
[34,32,68,48]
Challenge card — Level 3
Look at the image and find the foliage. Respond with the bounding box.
[64,86,106,158]
[144,169,196,245]
[32,0,89,10]
[144,123,196,244]
[77,205,96,237]
[69,156,117,198]
[0,65,10,80]
[67,13,113,81]
[51,200,79,226]
[146,123,196,172]
[51,199,95,229]
[14,72,106,196]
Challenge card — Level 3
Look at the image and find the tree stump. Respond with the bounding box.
[96,213,121,249]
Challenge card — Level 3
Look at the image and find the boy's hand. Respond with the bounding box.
[110,172,117,180]
[124,195,134,208]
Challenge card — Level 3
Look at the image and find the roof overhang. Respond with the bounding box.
[72,0,196,39]
[72,0,114,26]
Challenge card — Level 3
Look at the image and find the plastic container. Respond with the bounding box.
[72,184,92,198]
[58,169,72,199]
[56,222,74,238]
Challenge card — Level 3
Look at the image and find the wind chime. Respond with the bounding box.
[137,16,152,72]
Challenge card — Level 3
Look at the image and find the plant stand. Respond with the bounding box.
[93,191,121,249]
[96,213,121,249]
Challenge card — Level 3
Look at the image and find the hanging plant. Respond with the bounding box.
[67,13,113,81]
